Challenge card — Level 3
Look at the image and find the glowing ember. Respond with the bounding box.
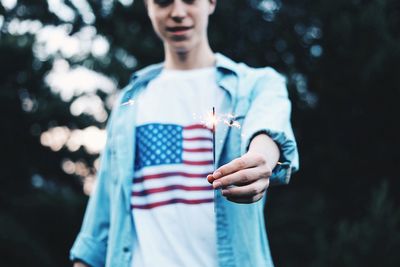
[197,110,218,129]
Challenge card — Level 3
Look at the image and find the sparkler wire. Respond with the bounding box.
[212,107,216,170]
[212,107,217,215]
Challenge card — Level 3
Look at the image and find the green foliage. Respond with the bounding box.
[0,190,86,267]
[312,182,400,267]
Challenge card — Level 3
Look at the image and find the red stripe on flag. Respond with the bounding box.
[183,160,213,165]
[184,124,210,130]
[132,185,213,196]
[183,137,213,141]
[131,198,214,209]
[133,172,210,183]
[183,148,213,152]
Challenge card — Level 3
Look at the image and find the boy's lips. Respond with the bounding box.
[166,26,194,35]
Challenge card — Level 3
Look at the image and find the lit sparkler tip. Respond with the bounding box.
[202,108,218,129]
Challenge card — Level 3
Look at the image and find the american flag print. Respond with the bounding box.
[131,123,215,210]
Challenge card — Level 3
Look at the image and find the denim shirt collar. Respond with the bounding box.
[121,53,239,104]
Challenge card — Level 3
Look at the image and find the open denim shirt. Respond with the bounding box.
[70,53,299,267]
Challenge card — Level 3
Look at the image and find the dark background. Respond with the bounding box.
[1,0,399,266]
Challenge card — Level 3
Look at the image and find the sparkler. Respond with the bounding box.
[212,107,217,215]
[198,108,242,212]
[212,107,216,170]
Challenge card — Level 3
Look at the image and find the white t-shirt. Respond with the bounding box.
[131,67,224,267]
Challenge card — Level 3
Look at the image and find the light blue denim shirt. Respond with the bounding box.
[70,53,299,267]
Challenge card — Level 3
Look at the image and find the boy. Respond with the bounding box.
[71,0,298,266]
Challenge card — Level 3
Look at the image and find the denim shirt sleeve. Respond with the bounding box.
[240,67,299,185]
[69,135,112,267]
[69,92,124,266]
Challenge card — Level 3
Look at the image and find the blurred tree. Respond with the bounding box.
[0,0,399,266]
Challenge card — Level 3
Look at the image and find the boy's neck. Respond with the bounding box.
[163,42,216,70]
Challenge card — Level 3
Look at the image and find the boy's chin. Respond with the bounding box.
[164,39,197,53]
[169,44,192,55]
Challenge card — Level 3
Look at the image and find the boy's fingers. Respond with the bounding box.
[212,167,260,189]
[206,174,214,184]
[221,178,269,197]
[213,154,258,179]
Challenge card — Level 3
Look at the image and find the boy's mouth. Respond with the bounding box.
[166,26,194,35]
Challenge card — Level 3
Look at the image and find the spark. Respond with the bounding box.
[223,119,241,129]
[196,109,218,129]
[121,99,135,106]
[194,111,241,130]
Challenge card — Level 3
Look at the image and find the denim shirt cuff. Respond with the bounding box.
[242,129,298,185]
[70,233,107,267]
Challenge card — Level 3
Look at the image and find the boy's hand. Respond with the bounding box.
[73,261,90,267]
[207,152,272,203]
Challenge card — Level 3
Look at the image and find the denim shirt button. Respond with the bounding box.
[123,246,130,253]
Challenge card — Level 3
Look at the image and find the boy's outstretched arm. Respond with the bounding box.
[207,133,280,203]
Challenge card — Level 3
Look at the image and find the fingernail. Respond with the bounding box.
[221,189,228,195]
[213,181,222,189]
[213,171,222,179]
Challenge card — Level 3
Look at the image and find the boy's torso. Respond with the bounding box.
[100,54,278,267]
